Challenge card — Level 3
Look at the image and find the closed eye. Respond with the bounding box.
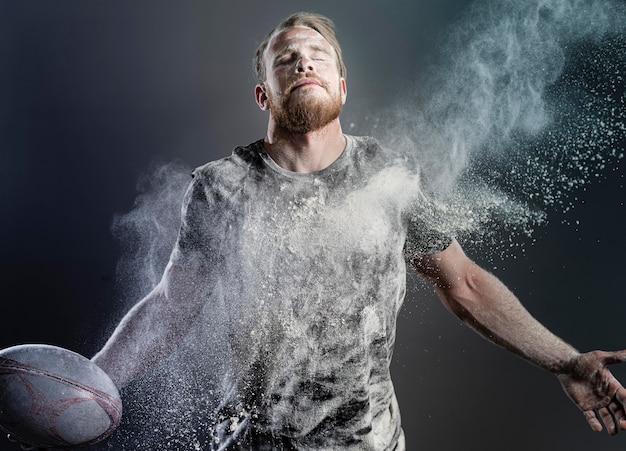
[275,54,296,66]
[310,48,330,62]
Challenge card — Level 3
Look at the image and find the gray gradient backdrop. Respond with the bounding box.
[1,1,626,450]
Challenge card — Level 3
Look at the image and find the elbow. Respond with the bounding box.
[436,269,484,320]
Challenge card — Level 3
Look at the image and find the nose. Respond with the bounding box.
[296,55,314,73]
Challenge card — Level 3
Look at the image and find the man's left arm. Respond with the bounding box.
[412,239,626,435]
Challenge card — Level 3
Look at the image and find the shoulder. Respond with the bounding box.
[192,140,265,181]
[346,135,382,156]
[343,135,413,181]
[346,134,407,163]
[178,141,265,225]
[186,140,265,196]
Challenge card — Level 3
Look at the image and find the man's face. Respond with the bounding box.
[257,26,347,134]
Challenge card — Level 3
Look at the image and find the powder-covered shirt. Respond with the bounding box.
[169,135,450,450]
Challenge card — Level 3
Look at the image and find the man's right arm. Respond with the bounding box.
[92,258,205,389]
[92,174,213,389]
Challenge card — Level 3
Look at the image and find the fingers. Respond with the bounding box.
[6,434,40,450]
[598,406,618,435]
[610,384,626,432]
[584,409,603,432]
[613,381,626,405]
[586,398,626,435]
[609,401,626,432]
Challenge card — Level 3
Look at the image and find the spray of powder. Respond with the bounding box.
[377,0,626,259]
[98,1,626,448]
[111,159,192,304]
[104,159,213,449]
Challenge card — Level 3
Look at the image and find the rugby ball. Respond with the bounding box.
[0,344,122,448]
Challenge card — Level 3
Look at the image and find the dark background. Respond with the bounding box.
[1,1,626,450]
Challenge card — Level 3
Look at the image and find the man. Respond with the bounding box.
[78,12,626,450]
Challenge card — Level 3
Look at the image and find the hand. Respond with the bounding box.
[6,434,48,450]
[557,350,626,435]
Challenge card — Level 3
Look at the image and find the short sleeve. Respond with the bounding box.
[170,173,214,271]
[404,190,453,259]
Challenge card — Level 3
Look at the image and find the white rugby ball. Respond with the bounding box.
[0,344,122,448]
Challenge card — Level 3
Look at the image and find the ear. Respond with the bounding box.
[340,78,347,105]
[255,83,269,111]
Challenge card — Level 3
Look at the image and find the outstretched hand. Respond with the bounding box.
[6,434,48,450]
[557,350,626,435]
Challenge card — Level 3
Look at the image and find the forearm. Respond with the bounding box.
[92,289,180,388]
[92,262,205,388]
[436,265,578,373]
[416,241,626,435]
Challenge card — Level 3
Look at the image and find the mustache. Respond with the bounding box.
[286,75,326,94]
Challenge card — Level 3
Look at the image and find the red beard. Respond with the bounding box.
[268,77,343,134]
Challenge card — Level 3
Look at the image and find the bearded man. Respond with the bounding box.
[74,12,626,451]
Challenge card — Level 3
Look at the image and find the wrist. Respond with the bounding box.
[550,349,581,375]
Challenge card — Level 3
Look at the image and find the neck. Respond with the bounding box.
[264,118,346,173]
